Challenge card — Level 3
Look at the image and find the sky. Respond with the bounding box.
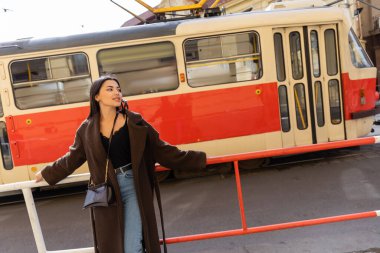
[0,0,161,42]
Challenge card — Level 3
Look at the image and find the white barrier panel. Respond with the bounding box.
[0,173,92,253]
[47,248,94,253]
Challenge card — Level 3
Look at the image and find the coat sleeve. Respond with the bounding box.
[147,123,207,171]
[41,129,87,185]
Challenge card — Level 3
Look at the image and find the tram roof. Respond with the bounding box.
[176,6,347,36]
[0,6,346,57]
[0,21,180,57]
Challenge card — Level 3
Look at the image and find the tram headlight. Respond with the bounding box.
[360,89,366,105]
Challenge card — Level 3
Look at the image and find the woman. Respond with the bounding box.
[35,75,207,253]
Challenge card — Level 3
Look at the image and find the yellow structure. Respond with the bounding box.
[135,0,217,13]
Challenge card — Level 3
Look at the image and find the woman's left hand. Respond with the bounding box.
[35,171,45,183]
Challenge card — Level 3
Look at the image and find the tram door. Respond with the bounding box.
[273,25,344,147]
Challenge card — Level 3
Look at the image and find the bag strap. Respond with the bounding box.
[89,112,119,186]
[153,175,167,253]
[104,112,119,183]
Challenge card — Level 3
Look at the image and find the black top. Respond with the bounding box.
[100,119,132,169]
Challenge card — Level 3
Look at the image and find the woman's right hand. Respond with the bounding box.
[35,171,45,183]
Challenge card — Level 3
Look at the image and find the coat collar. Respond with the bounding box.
[87,111,148,174]
[126,110,148,174]
[87,113,108,169]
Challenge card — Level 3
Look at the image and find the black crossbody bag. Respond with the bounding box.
[83,113,118,209]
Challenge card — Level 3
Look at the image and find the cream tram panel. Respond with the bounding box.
[345,116,375,139]
[177,131,282,156]
[1,165,29,184]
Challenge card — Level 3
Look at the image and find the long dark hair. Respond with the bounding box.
[88,75,121,119]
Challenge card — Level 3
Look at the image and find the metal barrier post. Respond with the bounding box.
[233,161,247,230]
[22,188,47,253]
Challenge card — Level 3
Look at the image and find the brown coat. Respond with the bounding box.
[41,110,207,253]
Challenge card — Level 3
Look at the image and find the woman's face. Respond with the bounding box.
[95,80,122,108]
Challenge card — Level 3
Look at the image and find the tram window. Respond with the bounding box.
[98,42,178,96]
[278,85,290,132]
[50,54,89,79]
[328,79,342,124]
[274,33,286,82]
[0,122,13,170]
[289,32,303,80]
[294,83,308,130]
[348,28,373,68]
[324,29,338,76]
[10,53,91,110]
[310,30,321,78]
[184,31,263,87]
[314,81,325,127]
[0,95,3,117]
[11,58,48,83]
[185,37,222,62]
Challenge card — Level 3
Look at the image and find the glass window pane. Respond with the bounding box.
[328,79,342,124]
[289,32,303,80]
[50,54,89,79]
[185,37,222,62]
[11,53,91,109]
[348,28,373,68]
[310,30,321,78]
[314,81,324,127]
[98,42,179,96]
[278,85,290,132]
[14,78,92,109]
[0,122,13,170]
[11,58,49,83]
[325,29,338,76]
[0,95,3,117]
[294,83,308,130]
[184,32,262,87]
[274,33,286,82]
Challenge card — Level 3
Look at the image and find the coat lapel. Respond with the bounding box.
[86,114,110,183]
[127,111,148,173]
[91,113,108,158]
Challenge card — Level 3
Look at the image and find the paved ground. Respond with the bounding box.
[1,121,380,253]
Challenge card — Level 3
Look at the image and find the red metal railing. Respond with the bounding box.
[0,135,379,252]
[159,135,380,244]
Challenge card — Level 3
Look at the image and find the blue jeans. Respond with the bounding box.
[117,170,143,253]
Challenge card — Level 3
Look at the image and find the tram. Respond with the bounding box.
[0,5,378,184]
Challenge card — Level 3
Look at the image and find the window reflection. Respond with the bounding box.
[274,33,286,82]
[184,32,263,87]
[278,85,290,132]
[289,32,303,80]
[294,83,308,130]
[10,53,91,109]
[0,122,13,170]
[328,79,342,124]
[98,42,179,96]
[314,81,324,127]
[310,31,320,78]
[325,29,338,76]
[348,28,373,68]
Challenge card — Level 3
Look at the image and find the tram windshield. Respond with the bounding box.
[348,28,373,68]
